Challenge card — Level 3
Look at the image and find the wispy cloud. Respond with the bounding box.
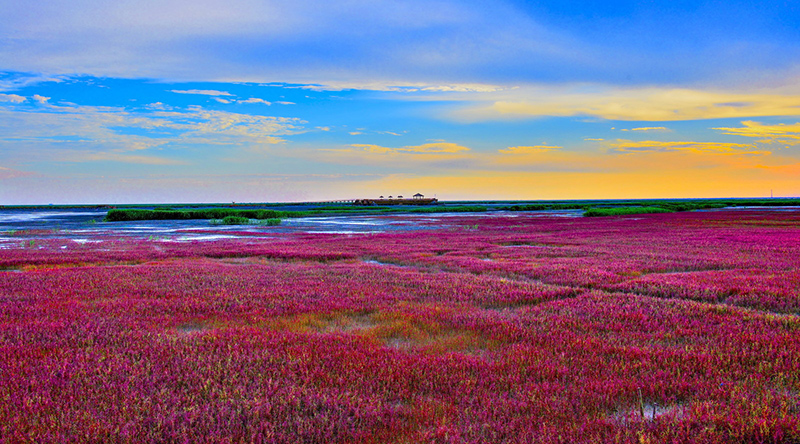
[623,127,669,132]
[0,166,35,179]
[299,81,506,93]
[313,141,476,172]
[77,152,186,165]
[351,142,470,154]
[0,73,66,93]
[146,107,305,144]
[608,139,767,155]
[170,89,233,96]
[449,87,800,122]
[238,98,272,105]
[145,102,172,110]
[713,120,800,145]
[0,100,306,166]
[499,145,562,154]
[0,94,26,103]
[3,0,799,92]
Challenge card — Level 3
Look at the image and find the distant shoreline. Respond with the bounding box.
[89,198,800,221]
[2,196,799,210]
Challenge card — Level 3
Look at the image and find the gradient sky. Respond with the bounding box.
[1,0,800,203]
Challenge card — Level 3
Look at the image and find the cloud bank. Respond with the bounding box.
[2,0,798,88]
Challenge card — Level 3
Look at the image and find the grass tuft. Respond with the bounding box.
[584,206,673,217]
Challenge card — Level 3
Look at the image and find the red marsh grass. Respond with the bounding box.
[0,210,798,442]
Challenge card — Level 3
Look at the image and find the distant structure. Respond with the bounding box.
[353,192,438,206]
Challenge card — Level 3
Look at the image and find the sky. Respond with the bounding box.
[1,0,800,203]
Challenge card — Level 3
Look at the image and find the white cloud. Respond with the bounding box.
[170,89,233,96]
[0,94,26,103]
[0,0,797,91]
[351,142,470,154]
[0,74,66,93]
[447,86,800,122]
[299,81,506,93]
[145,102,172,110]
[147,106,305,143]
[32,95,50,104]
[629,127,669,132]
[0,100,306,165]
[0,0,577,85]
[238,98,272,105]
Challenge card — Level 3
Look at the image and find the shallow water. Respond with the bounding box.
[363,259,413,268]
[1,206,794,243]
[612,402,686,423]
[0,208,437,242]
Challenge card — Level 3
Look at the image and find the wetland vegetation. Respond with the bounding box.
[1,209,799,442]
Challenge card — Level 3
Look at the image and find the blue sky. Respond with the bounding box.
[1,0,800,203]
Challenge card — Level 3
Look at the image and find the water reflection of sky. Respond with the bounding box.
[11,206,797,246]
[0,209,450,244]
[0,210,108,224]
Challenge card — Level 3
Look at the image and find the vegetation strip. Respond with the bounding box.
[103,205,490,221]
[102,198,800,221]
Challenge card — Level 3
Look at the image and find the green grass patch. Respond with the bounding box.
[405,205,488,213]
[583,202,729,216]
[221,216,250,225]
[208,216,283,226]
[104,205,491,222]
[499,203,588,211]
[105,208,298,222]
[584,206,673,217]
[102,198,800,222]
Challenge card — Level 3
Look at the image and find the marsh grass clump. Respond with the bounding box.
[103,205,492,222]
[105,208,289,222]
[209,215,283,225]
[584,206,673,217]
[412,205,487,213]
[223,216,250,225]
[102,198,800,222]
[208,216,252,225]
[500,203,588,211]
